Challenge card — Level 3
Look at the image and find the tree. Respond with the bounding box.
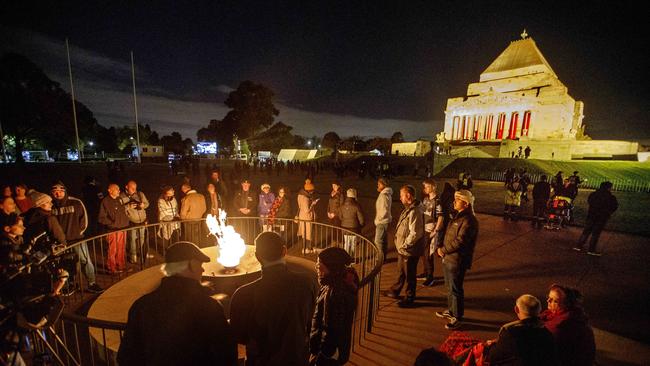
[391,131,404,143]
[321,131,341,150]
[197,119,236,149]
[221,81,279,139]
[0,53,102,161]
[160,132,193,154]
[246,121,295,153]
[366,137,391,154]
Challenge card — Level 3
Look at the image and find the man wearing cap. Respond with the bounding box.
[179,183,206,244]
[374,177,393,259]
[120,180,149,264]
[436,189,479,329]
[51,181,103,294]
[98,184,130,274]
[117,242,237,365]
[310,247,359,365]
[232,178,258,217]
[383,185,424,308]
[230,232,316,365]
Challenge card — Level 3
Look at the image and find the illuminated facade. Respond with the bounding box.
[442,33,584,143]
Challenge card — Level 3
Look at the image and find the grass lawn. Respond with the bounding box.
[437,157,650,191]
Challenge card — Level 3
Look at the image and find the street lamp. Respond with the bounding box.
[307,140,312,147]
[89,141,94,146]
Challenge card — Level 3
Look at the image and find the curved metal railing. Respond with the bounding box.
[38,217,382,365]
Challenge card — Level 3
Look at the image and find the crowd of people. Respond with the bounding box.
[1,162,609,365]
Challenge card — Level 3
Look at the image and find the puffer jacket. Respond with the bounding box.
[440,208,479,268]
[339,198,364,232]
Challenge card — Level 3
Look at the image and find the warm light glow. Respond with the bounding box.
[206,209,246,268]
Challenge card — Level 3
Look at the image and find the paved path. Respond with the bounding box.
[348,213,650,366]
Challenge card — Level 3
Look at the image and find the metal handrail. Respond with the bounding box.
[52,217,383,365]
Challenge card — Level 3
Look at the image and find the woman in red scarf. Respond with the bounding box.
[540,284,596,366]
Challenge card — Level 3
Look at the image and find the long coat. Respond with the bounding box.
[179,190,206,220]
[297,189,316,240]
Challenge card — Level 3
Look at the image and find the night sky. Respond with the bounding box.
[1,1,648,142]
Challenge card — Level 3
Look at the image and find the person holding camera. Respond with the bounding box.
[120,180,149,264]
[22,193,67,250]
[51,181,103,294]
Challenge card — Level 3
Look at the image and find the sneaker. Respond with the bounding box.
[146,253,155,259]
[416,273,427,280]
[435,310,453,319]
[587,251,602,257]
[381,290,399,299]
[572,247,582,252]
[87,283,105,294]
[445,317,461,330]
[128,255,138,264]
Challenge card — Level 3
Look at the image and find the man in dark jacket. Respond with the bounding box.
[230,232,316,366]
[532,175,551,228]
[382,185,424,308]
[573,181,618,256]
[98,184,130,274]
[310,247,359,365]
[436,189,478,329]
[209,169,229,207]
[23,192,67,249]
[486,294,558,365]
[51,181,103,293]
[232,178,258,217]
[117,242,237,365]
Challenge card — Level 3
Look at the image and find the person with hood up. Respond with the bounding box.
[310,247,359,365]
[297,179,319,254]
[51,181,103,293]
[339,188,364,257]
[374,177,392,259]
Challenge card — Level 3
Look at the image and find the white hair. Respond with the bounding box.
[161,261,190,277]
[516,294,541,317]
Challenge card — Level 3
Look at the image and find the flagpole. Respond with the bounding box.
[130,51,142,163]
[66,38,83,163]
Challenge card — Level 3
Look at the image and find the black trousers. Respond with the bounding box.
[390,254,419,300]
[577,219,607,252]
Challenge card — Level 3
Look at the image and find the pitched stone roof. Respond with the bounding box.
[481,37,556,79]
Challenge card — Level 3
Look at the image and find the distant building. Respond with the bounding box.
[439,31,637,160]
[277,149,317,162]
[391,140,431,156]
[139,145,164,158]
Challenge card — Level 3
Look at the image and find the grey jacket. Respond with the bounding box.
[394,200,424,257]
[120,191,149,224]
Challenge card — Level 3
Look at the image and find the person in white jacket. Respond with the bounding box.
[374,177,392,260]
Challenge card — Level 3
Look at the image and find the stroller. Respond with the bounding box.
[544,195,573,230]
